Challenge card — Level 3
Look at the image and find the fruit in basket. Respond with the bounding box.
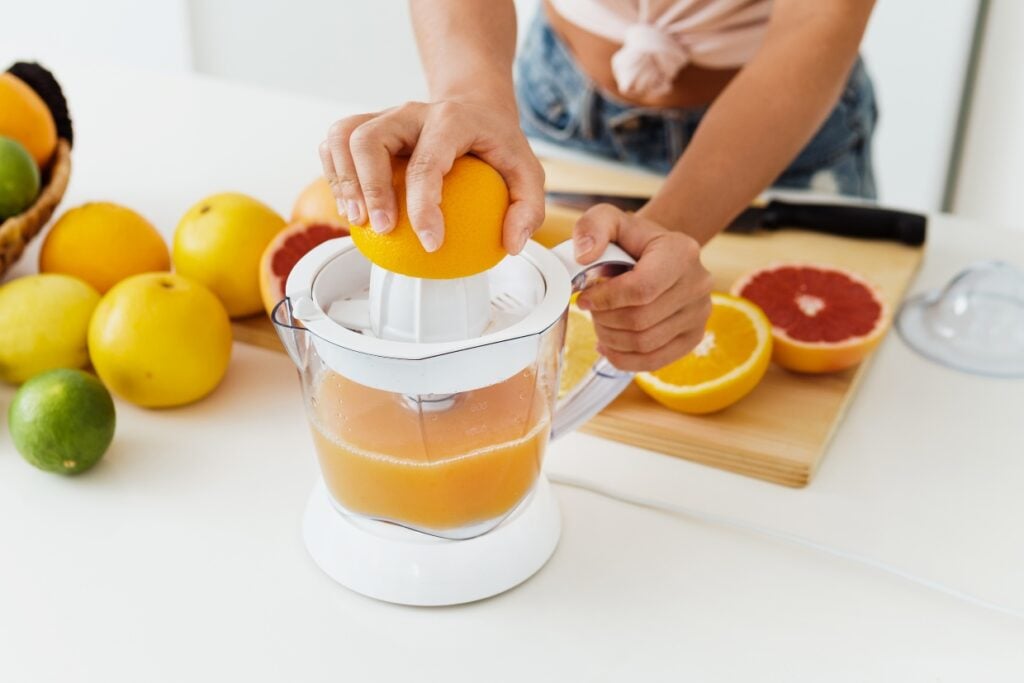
[731,263,888,373]
[8,369,115,476]
[173,192,286,318]
[0,274,100,384]
[349,156,508,279]
[7,62,73,147]
[259,221,348,316]
[0,136,40,219]
[40,202,171,293]
[88,273,233,408]
[0,72,57,167]
[292,177,345,227]
[635,293,772,414]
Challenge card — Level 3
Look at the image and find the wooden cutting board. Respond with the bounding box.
[234,155,924,487]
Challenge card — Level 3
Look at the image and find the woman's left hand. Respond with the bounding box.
[573,204,713,372]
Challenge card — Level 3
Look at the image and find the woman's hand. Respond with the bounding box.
[574,205,713,372]
[320,99,545,254]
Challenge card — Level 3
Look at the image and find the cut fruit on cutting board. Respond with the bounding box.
[732,263,889,374]
[635,293,773,415]
[233,157,924,487]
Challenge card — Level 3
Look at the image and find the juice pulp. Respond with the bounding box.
[309,366,551,533]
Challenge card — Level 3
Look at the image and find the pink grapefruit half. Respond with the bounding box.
[731,263,889,374]
[259,221,348,316]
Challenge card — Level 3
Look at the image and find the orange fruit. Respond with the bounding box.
[292,177,345,227]
[350,156,508,279]
[635,294,772,414]
[0,73,57,168]
[40,202,171,293]
[559,305,600,398]
[173,192,286,318]
[259,221,349,316]
[732,263,889,374]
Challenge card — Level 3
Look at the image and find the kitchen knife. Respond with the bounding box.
[545,191,927,246]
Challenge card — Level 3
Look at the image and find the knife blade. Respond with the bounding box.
[545,191,927,246]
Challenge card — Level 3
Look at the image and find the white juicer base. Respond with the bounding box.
[303,476,561,606]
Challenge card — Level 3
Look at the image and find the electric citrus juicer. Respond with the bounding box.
[271,218,635,606]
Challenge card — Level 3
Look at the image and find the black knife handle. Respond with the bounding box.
[760,200,927,246]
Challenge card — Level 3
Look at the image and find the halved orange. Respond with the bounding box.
[259,221,349,316]
[732,263,888,373]
[635,293,773,414]
[559,305,600,398]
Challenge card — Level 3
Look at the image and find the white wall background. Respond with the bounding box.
[859,0,978,211]
[5,0,1017,228]
[952,0,1023,231]
[187,0,426,111]
[0,0,191,73]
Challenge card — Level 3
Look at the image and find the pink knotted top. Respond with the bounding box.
[550,0,773,98]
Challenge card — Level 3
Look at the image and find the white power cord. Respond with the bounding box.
[549,472,1024,623]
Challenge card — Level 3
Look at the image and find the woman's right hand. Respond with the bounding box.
[320,99,546,254]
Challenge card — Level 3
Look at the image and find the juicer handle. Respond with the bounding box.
[550,241,636,440]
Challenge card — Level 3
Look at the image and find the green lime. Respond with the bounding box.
[0,136,40,219]
[8,369,116,475]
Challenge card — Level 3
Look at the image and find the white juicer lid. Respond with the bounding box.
[284,238,572,395]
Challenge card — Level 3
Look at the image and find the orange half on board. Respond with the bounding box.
[635,293,773,414]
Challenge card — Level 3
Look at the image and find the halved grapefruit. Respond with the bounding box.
[731,263,888,374]
[259,221,348,316]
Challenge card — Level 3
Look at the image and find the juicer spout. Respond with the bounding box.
[271,298,311,370]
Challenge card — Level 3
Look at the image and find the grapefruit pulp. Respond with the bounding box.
[732,263,888,374]
[259,221,349,316]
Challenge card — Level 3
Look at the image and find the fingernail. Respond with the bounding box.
[346,200,361,223]
[370,210,391,234]
[419,231,440,253]
[515,229,530,253]
[574,235,595,259]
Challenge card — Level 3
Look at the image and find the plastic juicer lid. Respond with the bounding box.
[283,237,572,395]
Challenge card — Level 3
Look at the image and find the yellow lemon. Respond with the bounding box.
[40,202,171,293]
[635,293,773,414]
[173,192,286,317]
[88,273,232,408]
[350,156,509,279]
[0,274,100,384]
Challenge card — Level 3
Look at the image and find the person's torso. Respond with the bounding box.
[544,0,773,108]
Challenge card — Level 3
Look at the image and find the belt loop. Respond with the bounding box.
[579,85,596,141]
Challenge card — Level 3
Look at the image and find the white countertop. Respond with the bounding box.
[1,63,1023,682]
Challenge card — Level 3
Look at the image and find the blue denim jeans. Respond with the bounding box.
[514,12,878,198]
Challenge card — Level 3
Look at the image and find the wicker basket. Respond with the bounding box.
[0,139,71,279]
